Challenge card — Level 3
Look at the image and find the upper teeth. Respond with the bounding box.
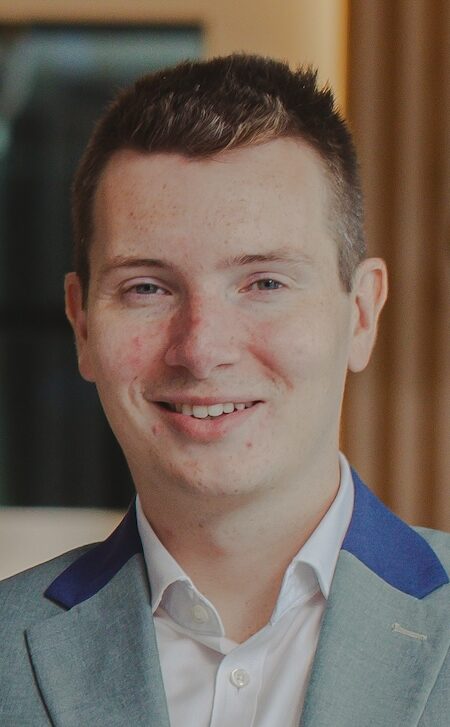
[173,402,253,418]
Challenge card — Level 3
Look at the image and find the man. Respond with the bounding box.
[0,54,448,726]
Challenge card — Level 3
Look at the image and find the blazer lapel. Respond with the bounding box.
[300,550,449,727]
[25,504,170,727]
[300,474,450,727]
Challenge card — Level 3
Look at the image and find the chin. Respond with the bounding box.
[160,457,263,501]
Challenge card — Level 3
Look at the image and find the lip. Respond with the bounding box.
[155,397,258,407]
[153,400,262,442]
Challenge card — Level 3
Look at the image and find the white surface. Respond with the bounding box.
[0,507,123,580]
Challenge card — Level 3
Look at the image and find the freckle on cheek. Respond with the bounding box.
[125,357,139,370]
[124,336,144,369]
[131,336,143,352]
[245,441,253,449]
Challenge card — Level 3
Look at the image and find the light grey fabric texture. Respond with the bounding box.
[0,550,170,727]
[300,532,450,726]
[0,527,448,726]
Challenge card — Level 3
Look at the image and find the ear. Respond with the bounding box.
[348,258,388,373]
[64,272,96,382]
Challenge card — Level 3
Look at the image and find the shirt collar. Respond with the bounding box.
[136,453,354,631]
[135,495,191,614]
[294,453,354,600]
[136,497,224,636]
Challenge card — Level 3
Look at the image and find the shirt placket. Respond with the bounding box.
[209,642,265,727]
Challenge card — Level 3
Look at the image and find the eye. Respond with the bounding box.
[248,278,284,291]
[125,281,169,296]
[135,283,167,295]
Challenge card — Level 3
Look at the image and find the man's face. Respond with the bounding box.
[66,139,382,503]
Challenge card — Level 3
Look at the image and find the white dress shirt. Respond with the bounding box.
[136,453,354,727]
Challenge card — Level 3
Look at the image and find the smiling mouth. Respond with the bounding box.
[156,401,258,419]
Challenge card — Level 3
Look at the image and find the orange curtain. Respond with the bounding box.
[343,0,450,531]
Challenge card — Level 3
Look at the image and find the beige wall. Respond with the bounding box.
[0,508,122,579]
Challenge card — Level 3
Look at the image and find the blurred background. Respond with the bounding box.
[0,0,448,576]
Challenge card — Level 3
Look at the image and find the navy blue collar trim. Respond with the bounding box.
[45,501,142,609]
[46,473,449,609]
[342,470,449,599]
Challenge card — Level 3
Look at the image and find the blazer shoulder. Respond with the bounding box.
[0,543,98,716]
[0,543,96,627]
[414,526,450,577]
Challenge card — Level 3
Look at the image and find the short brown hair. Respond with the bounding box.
[72,53,365,302]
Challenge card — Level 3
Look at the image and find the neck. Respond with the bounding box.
[138,454,340,642]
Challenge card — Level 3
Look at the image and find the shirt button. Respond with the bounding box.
[192,604,209,624]
[230,668,250,688]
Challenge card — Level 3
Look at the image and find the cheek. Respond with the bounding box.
[91,325,159,383]
[123,335,145,371]
[249,317,317,383]
[249,311,347,390]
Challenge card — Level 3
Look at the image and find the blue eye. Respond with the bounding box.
[253,278,283,290]
[134,283,165,295]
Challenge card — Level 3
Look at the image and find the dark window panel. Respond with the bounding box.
[0,25,202,506]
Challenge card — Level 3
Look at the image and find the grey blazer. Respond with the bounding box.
[1,471,449,726]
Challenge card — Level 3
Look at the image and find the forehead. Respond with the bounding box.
[92,139,332,266]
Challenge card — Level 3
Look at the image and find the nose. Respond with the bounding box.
[164,296,241,379]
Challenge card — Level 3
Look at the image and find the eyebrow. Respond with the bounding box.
[219,251,314,269]
[99,257,175,277]
[98,248,313,277]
